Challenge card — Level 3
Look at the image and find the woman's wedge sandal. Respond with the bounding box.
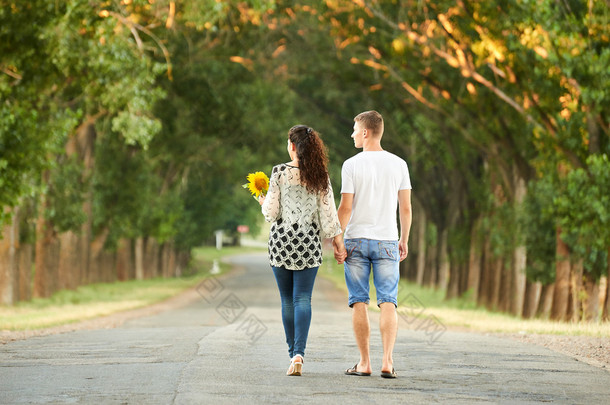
[287,355,303,376]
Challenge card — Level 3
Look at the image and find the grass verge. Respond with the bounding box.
[320,252,610,338]
[0,246,261,331]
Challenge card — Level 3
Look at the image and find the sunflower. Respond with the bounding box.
[243,171,269,198]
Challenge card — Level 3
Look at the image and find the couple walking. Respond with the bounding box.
[259,111,412,378]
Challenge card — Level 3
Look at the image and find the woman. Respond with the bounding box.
[260,125,346,376]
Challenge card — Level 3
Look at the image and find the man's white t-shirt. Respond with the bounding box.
[341,150,411,241]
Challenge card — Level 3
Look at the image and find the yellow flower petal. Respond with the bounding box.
[245,171,269,197]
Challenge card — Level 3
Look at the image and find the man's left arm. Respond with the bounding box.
[397,189,412,261]
[334,193,353,264]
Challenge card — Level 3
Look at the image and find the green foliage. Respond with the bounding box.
[92,134,159,246]
[111,111,162,150]
[1,0,608,296]
[175,147,270,249]
[554,154,610,277]
[45,156,88,232]
[1,0,166,232]
[522,154,610,281]
[522,179,557,284]
[0,1,81,226]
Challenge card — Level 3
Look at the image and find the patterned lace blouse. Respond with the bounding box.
[262,164,342,270]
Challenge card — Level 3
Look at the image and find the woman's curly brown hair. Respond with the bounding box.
[288,125,330,194]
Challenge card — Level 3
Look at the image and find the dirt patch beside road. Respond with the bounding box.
[496,332,609,371]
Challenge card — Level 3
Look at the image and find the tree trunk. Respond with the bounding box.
[551,228,571,321]
[512,244,527,316]
[34,179,57,298]
[128,240,136,280]
[582,274,599,322]
[537,283,554,319]
[73,233,84,288]
[88,228,109,283]
[79,197,92,285]
[537,283,555,319]
[159,243,168,278]
[72,120,96,287]
[478,237,491,308]
[161,241,176,278]
[489,258,503,311]
[0,208,18,305]
[168,244,178,277]
[423,229,437,288]
[602,272,609,321]
[437,228,449,291]
[78,208,91,285]
[415,205,426,286]
[467,218,482,302]
[511,167,527,317]
[57,231,80,290]
[0,230,12,304]
[17,244,33,301]
[102,251,117,283]
[176,250,190,275]
[446,257,460,300]
[144,237,160,279]
[34,230,60,299]
[33,196,47,299]
[598,276,610,321]
[522,280,541,319]
[568,259,584,322]
[135,237,144,280]
[116,238,132,281]
[459,261,469,297]
[57,232,70,290]
[500,257,513,313]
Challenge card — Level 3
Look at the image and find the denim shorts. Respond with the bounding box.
[344,238,400,307]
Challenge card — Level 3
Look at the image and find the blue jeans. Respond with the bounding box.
[272,266,318,359]
[344,238,400,307]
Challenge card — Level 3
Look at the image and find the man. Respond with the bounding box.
[334,110,412,379]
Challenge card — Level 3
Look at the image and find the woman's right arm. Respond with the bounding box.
[261,167,281,222]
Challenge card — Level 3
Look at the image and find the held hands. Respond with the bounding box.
[258,194,265,206]
[332,236,347,264]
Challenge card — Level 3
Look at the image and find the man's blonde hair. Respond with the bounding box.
[354,110,384,137]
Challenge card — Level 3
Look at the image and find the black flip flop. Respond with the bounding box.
[380,368,397,379]
[345,364,371,376]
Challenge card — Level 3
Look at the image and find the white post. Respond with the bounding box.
[215,230,223,250]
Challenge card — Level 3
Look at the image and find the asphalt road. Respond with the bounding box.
[1,253,609,404]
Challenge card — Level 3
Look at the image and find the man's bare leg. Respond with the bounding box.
[379,302,397,373]
[352,302,372,374]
